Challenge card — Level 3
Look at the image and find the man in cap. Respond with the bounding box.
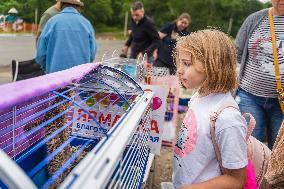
[36,0,96,73]
[121,1,160,62]
[36,0,61,41]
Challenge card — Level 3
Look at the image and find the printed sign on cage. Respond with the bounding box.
[143,85,168,155]
[71,91,137,139]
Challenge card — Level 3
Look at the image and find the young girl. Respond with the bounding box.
[174,29,248,189]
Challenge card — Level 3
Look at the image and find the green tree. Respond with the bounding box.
[106,0,132,27]
[81,0,113,31]
[0,0,269,36]
[0,0,54,23]
[143,0,176,27]
[157,0,266,37]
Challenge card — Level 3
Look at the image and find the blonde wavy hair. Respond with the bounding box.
[175,29,237,95]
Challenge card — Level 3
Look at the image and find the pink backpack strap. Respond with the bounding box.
[242,113,256,140]
[210,103,239,174]
[210,104,257,175]
[243,113,258,164]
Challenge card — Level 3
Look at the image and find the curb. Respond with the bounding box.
[0,33,34,37]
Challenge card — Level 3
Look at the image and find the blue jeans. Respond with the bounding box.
[236,88,284,149]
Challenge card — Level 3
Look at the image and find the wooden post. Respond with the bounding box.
[227,17,233,36]
[124,11,128,37]
[23,22,26,33]
[35,8,38,33]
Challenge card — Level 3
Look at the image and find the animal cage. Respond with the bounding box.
[102,56,179,147]
[0,63,154,189]
[101,57,145,83]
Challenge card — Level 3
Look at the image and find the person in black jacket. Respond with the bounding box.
[121,1,160,63]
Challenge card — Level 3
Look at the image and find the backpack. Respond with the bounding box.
[209,104,271,189]
[11,59,45,81]
[264,121,284,189]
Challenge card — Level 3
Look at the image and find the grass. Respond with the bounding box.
[0,30,35,34]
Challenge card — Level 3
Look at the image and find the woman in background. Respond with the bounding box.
[154,13,191,75]
[235,0,284,149]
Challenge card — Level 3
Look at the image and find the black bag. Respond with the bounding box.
[11,59,45,81]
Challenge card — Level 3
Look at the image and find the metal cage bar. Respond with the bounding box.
[0,64,153,189]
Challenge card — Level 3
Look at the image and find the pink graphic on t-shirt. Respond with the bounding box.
[174,109,198,158]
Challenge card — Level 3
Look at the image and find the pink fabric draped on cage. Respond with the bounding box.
[0,63,100,158]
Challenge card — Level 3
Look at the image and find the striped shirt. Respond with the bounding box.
[240,15,284,98]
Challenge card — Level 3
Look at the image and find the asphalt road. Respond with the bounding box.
[0,35,124,84]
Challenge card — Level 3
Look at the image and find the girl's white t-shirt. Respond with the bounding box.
[173,92,248,189]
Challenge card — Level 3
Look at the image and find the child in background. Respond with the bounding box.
[173,29,247,189]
